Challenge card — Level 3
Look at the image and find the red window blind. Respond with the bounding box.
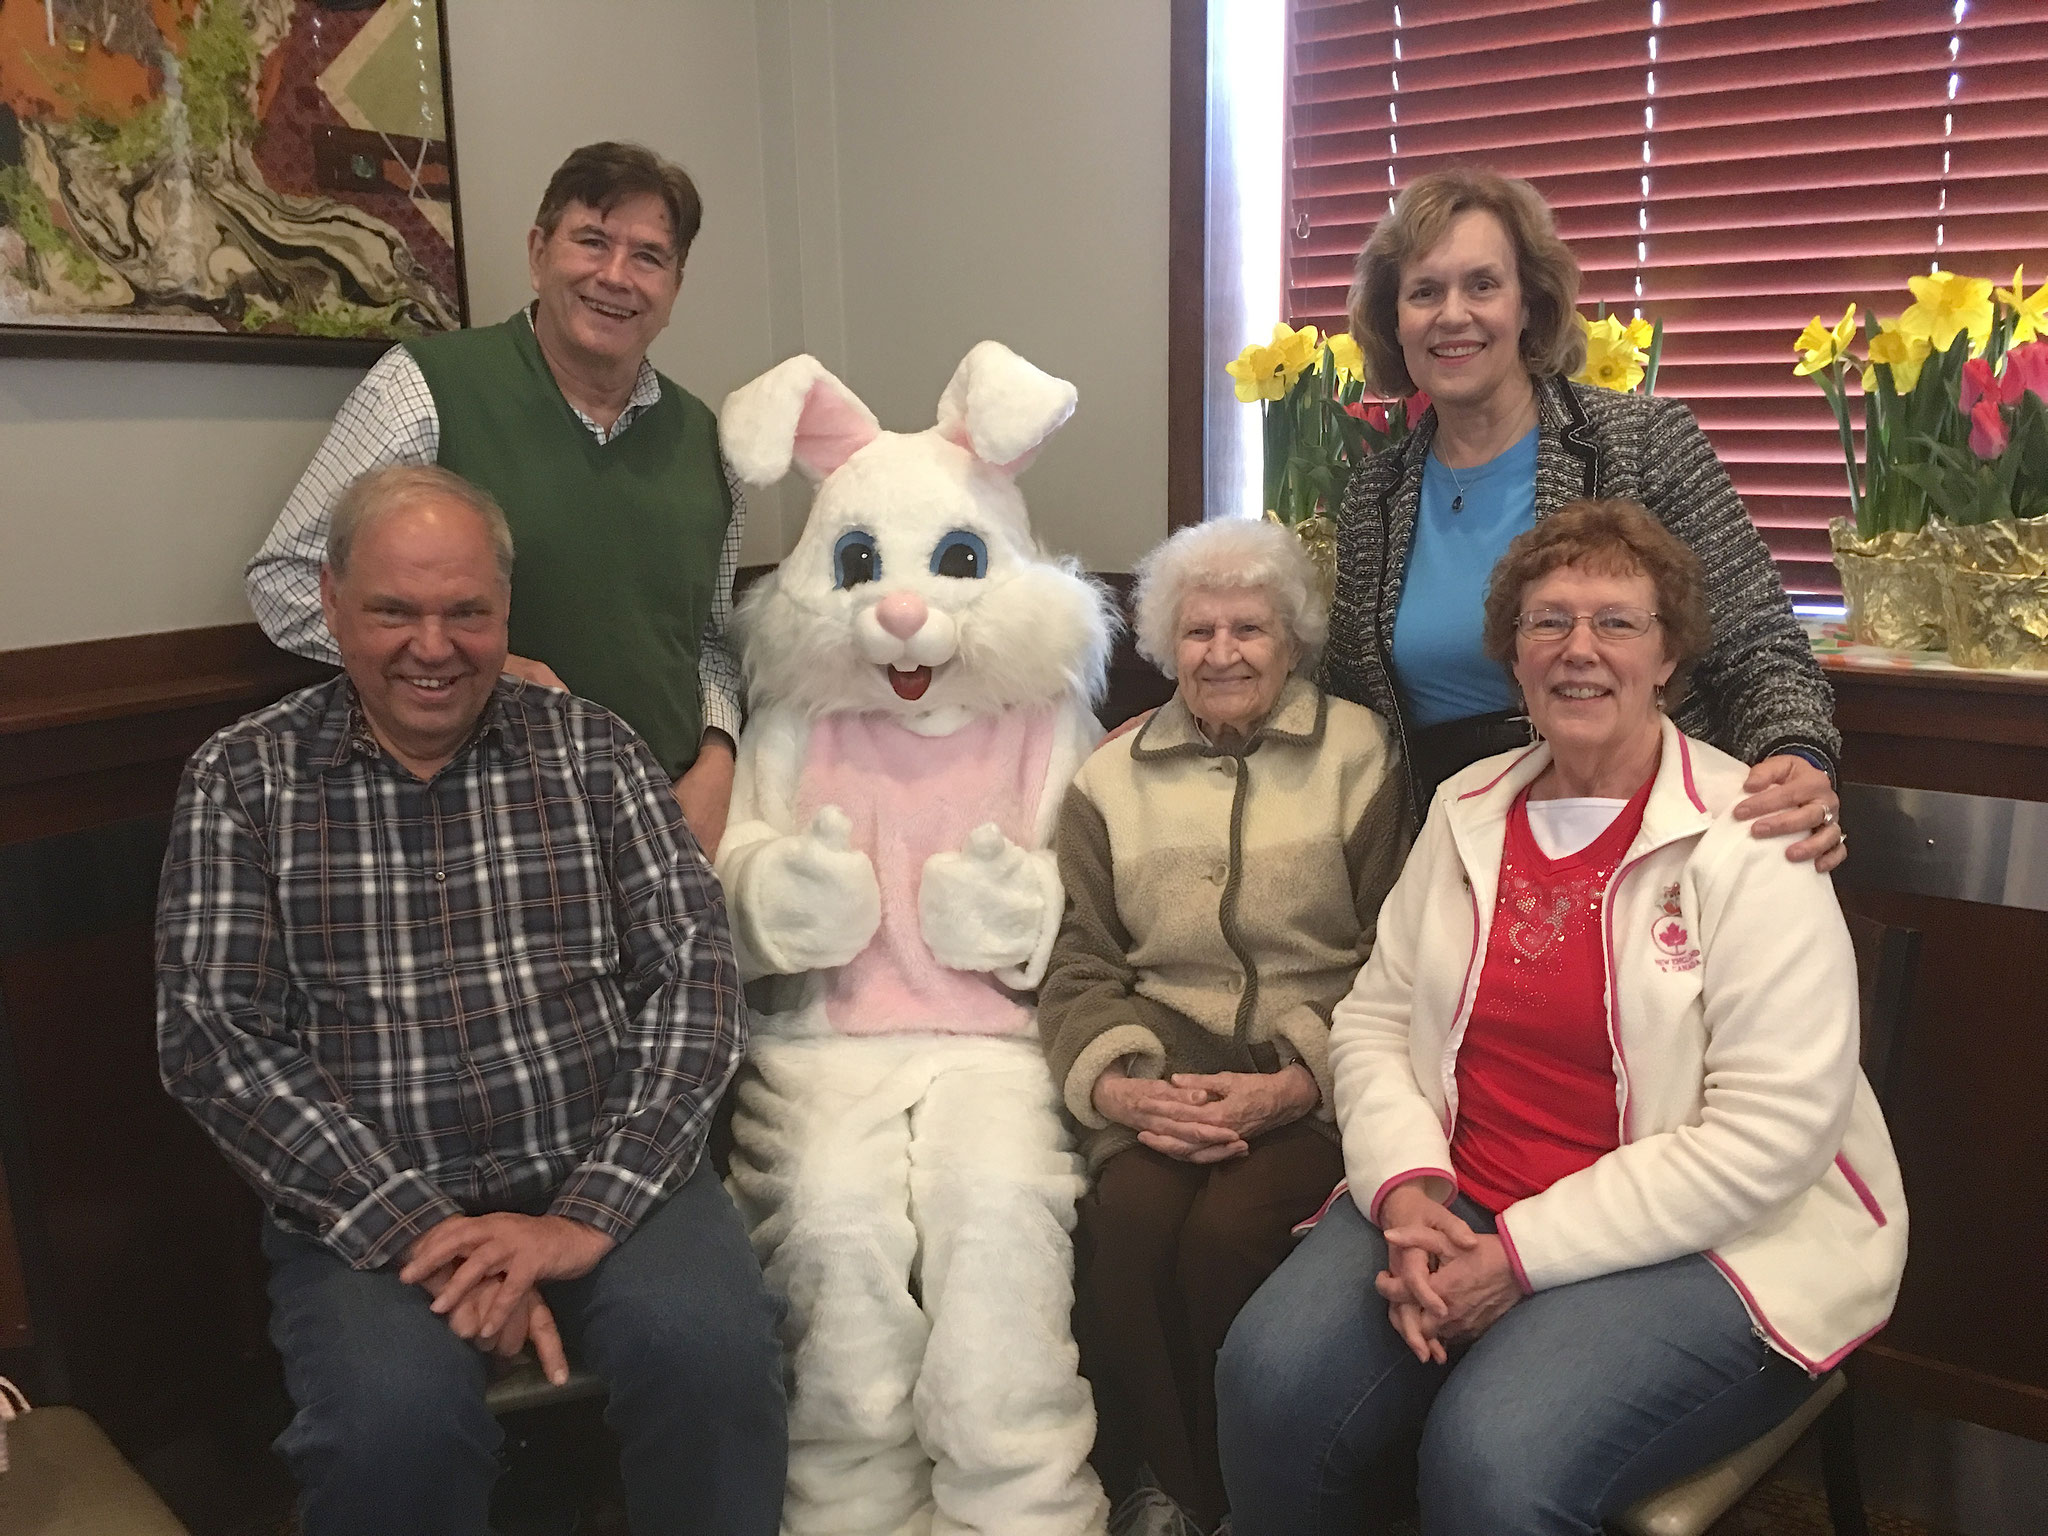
[1285,0,2048,598]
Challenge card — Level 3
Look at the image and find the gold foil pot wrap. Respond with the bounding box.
[1828,519,1947,652]
[1269,509,1339,606]
[1930,518,2048,671]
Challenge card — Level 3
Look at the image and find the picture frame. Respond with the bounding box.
[0,0,469,365]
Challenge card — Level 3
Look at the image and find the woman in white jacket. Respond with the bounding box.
[1215,501,1905,1536]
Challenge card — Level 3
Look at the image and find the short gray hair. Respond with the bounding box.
[1129,518,1327,677]
[327,465,514,585]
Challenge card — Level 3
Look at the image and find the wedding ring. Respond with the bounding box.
[1820,806,1838,826]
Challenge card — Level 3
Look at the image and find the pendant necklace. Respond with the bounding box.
[1437,453,1474,514]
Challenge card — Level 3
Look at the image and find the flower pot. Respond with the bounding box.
[1930,518,2048,671]
[1828,519,1947,652]
[1269,509,1338,606]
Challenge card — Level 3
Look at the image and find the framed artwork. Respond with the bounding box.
[0,0,467,364]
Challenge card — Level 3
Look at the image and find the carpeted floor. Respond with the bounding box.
[1708,1476,1958,1535]
[249,1466,1961,1536]
[1373,1476,1957,1536]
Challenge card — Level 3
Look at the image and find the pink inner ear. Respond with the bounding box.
[793,383,881,479]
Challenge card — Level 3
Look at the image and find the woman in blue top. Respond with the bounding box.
[1323,169,1847,870]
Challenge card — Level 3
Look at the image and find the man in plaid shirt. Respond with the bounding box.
[158,466,786,1535]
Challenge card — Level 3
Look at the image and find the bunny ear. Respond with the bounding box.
[720,355,882,485]
[932,341,1077,475]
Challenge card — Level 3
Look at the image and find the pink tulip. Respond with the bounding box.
[2005,340,2048,404]
[1960,357,1997,414]
[1969,398,2009,459]
[1405,392,1432,428]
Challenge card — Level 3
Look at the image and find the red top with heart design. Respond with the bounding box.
[1450,774,1653,1214]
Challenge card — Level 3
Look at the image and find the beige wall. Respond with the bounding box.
[769,0,1171,571]
[0,0,1170,651]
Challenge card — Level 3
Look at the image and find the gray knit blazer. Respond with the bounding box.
[1323,374,1839,822]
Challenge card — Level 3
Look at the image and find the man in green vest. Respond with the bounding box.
[248,142,745,853]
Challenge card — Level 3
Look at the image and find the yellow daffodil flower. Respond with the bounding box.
[1225,339,1288,402]
[1272,323,1321,388]
[1900,270,1994,353]
[1792,304,1858,377]
[1571,313,1646,393]
[1860,319,1932,395]
[1996,265,2048,345]
[1623,316,1655,351]
[1326,332,1365,383]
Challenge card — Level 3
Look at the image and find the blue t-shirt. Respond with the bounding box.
[1390,428,1539,729]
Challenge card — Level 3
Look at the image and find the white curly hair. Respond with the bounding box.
[1129,517,1327,678]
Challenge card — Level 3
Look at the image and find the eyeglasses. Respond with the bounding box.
[1515,605,1660,642]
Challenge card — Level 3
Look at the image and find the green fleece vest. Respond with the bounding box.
[405,313,731,776]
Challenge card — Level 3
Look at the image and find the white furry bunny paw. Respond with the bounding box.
[919,823,1063,984]
[735,807,881,974]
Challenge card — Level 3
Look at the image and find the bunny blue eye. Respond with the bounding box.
[929,530,988,580]
[834,530,881,589]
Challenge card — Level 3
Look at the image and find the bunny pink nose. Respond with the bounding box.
[874,590,928,640]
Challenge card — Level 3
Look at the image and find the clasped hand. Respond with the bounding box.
[1091,1063,1317,1164]
[398,1213,616,1385]
[1373,1183,1521,1365]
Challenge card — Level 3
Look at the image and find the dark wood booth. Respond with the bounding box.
[1,619,2042,1529]
[1826,663,2048,1443]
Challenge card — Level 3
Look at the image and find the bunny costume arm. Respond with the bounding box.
[918,696,1101,988]
[716,703,881,981]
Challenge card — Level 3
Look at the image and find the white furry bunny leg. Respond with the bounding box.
[728,1037,938,1536]
[908,1038,1108,1536]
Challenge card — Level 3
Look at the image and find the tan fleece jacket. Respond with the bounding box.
[1040,678,1407,1168]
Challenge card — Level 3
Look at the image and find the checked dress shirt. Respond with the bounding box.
[156,676,743,1270]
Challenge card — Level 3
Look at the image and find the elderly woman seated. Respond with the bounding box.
[1214,500,1908,1536]
[1040,518,1406,1536]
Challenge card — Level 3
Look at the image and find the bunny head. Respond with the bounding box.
[722,342,1115,724]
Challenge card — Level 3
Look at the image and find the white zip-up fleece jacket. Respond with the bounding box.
[1331,718,1907,1374]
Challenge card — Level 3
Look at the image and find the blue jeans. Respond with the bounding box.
[1215,1194,1817,1535]
[263,1160,788,1536]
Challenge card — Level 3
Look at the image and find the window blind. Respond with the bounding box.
[1286,0,2048,598]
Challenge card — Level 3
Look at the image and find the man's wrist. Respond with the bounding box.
[543,1213,617,1275]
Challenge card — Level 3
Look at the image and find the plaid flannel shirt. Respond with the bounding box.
[156,677,744,1270]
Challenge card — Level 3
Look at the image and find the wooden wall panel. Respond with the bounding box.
[1832,660,2048,1445]
[0,624,317,1485]
[0,1159,28,1352]
[0,919,276,1449]
[1839,889,2048,1443]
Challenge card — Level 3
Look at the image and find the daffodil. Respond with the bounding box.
[1996,265,2048,345]
[1572,313,1646,393]
[1792,304,1858,377]
[1326,332,1365,383]
[1225,339,1289,402]
[1228,323,1324,401]
[1623,316,1655,351]
[1272,323,1321,388]
[1860,319,1932,395]
[1900,270,1994,353]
